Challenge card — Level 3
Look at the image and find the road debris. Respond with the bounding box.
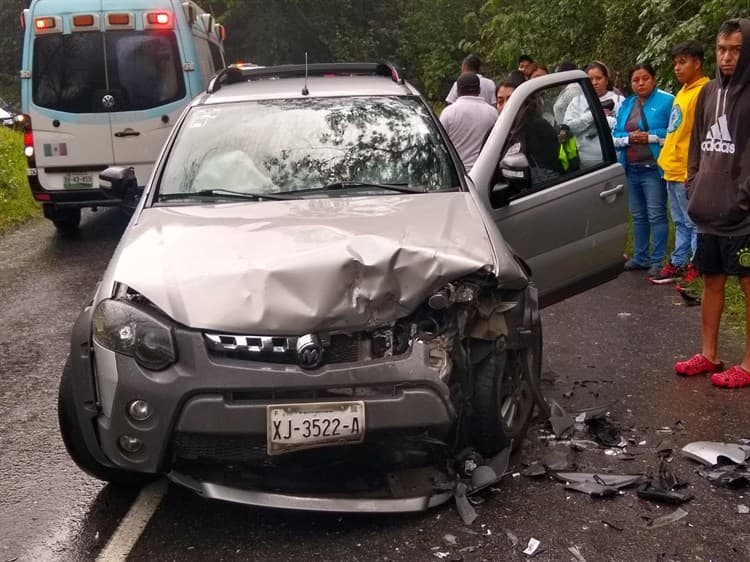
[637,455,694,505]
[601,519,624,531]
[681,442,750,466]
[645,507,688,528]
[443,534,457,546]
[522,537,543,557]
[568,545,587,562]
[504,529,519,548]
[739,504,749,514]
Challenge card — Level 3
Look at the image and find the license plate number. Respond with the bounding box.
[267,401,365,455]
[63,173,94,188]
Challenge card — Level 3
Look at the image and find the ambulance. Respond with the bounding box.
[19,0,225,231]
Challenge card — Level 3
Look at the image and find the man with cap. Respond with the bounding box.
[440,72,499,172]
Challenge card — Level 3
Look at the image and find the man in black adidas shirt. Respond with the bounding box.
[675,18,750,388]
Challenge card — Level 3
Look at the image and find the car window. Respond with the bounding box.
[33,31,185,113]
[33,33,107,113]
[491,82,611,206]
[106,31,186,110]
[157,96,460,198]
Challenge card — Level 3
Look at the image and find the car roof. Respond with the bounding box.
[199,63,421,105]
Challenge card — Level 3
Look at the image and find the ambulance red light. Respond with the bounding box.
[34,17,55,30]
[147,12,171,25]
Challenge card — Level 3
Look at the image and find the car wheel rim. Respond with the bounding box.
[499,349,534,434]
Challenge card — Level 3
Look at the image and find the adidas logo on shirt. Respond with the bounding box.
[701,114,735,154]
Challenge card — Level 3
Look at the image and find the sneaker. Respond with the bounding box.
[649,263,683,284]
[674,354,724,377]
[681,263,700,285]
[624,258,649,271]
[647,264,662,278]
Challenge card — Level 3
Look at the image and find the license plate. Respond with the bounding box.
[63,173,94,189]
[267,401,365,455]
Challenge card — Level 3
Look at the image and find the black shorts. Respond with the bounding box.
[693,233,750,276]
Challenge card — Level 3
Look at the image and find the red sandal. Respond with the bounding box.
[711,365,750,388]
[674,354,724,377]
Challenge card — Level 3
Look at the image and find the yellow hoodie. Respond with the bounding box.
[657,76,710,182]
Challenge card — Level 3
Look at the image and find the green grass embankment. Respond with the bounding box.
[0,127,39,231]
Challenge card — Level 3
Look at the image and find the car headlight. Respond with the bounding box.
[93,299,176,371]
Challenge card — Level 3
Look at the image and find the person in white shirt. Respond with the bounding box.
[445,54,497,106]
[440,73,499,171]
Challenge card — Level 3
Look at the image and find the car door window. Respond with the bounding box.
[491,82,611,207]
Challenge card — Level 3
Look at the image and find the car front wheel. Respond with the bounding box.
[470,327,541,456]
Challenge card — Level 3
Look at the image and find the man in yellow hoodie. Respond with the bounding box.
[652,41,710,284]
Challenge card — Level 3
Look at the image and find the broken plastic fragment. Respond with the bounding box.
[433,551,450,559]
[739,505,749,514]
[646,507,688,528]
[522,538,542,557]
[553,472,643,489]
[521,462,547,478]
[568,545,587,562]
[453,481,478,525]
[681,441,750,466]
[504,529,519,547]
[565,481,619,497]
[443,534,457,546]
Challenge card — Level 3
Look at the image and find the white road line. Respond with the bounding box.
[96,477,169,562]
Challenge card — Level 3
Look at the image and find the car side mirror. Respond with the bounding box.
[490,149,531,207]
[100,166,138,201]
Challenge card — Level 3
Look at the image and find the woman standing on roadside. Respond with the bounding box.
[613,63,675,277]
[564,61,624,166]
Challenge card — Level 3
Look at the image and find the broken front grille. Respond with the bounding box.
[204,328,409,366]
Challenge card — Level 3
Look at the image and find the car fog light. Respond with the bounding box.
[119,435,143,453]
[127,399,153,421]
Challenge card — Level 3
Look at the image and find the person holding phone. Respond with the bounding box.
[613,63,675,277]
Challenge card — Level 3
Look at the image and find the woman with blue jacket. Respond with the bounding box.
[613,63,675,277]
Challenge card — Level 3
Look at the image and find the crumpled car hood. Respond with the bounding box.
[106,192,526,334]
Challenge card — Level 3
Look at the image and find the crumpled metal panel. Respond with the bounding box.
[107,192,526,334]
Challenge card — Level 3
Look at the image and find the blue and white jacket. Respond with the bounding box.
[612,88,674,170]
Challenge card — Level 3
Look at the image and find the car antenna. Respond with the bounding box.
[301,52,309,96]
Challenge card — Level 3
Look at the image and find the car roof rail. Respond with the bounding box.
[206,62,405,94]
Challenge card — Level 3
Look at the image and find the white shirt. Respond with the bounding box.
[446,74,497,106]
[440,95,498,171]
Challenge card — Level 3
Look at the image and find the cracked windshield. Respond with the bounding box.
[158,97,459,199]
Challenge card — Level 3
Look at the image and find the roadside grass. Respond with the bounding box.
[0,127,38,231]
[624,210,745,325]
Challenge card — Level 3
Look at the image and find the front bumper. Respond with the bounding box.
[76,316,456,477]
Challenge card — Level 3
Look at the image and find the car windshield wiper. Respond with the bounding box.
[276,182,425,196]
[158,189,288,202]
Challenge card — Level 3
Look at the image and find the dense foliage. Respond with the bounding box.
[0,1,746,106]
[0,128,38,230]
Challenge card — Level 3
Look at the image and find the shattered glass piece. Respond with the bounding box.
[681,441,750,466]
[433,551,450,559]
[522,538,542,557]
[646,507,688,528]
[568,545,587,562]
[738,504,749,514]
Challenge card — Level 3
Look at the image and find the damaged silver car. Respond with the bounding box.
[59,63,628,512]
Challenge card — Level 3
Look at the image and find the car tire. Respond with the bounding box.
[58,357,149,486]
[471,327,542,456]
[51,208,81,233]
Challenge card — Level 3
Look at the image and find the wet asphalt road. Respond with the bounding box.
[1,209,749,562]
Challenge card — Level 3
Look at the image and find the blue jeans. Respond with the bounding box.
[626,165,668,267]
[666,180,697,266]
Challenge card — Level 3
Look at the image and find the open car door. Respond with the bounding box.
[470,70,628,307]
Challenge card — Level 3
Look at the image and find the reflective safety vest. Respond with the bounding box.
[559,136,580,172]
